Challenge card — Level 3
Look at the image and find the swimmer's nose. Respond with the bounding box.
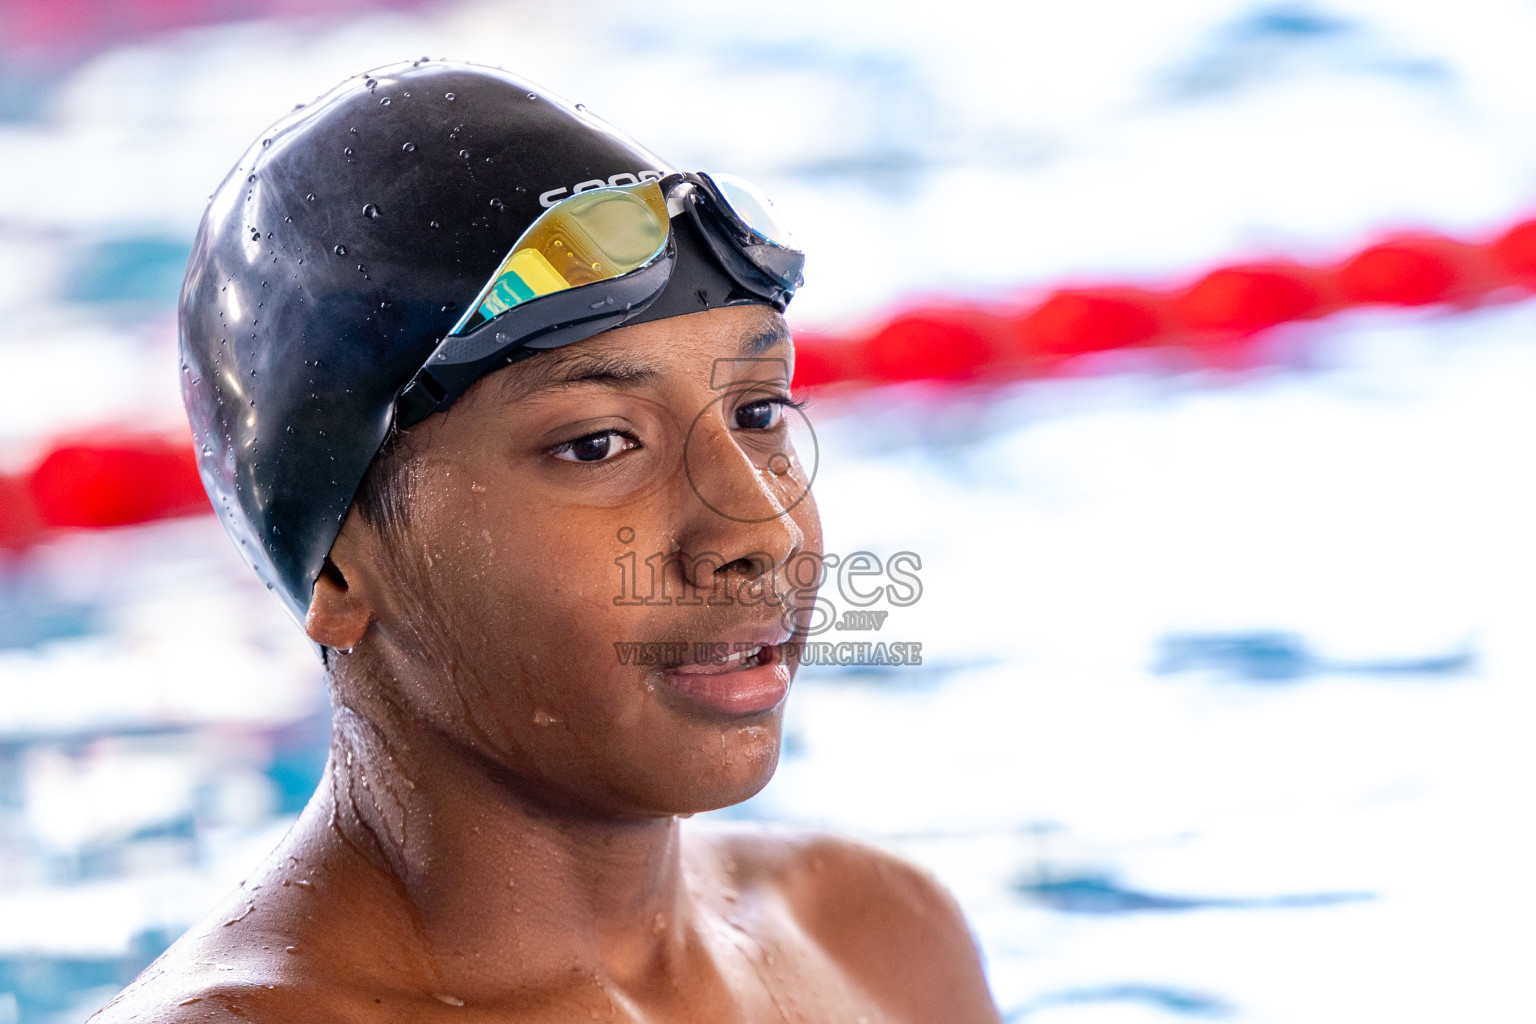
[676,418,804,591]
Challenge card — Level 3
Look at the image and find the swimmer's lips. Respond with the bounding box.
[656,632,793,716]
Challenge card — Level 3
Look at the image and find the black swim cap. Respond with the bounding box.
[181,61,767,624]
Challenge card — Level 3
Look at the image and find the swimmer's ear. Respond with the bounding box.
[304,520,373,651]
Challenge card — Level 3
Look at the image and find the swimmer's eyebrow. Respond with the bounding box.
[497,351,663,402]
[495,318,790,401]
[740,322,792,357]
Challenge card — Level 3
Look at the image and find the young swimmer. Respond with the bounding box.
[93,62,1002,1023]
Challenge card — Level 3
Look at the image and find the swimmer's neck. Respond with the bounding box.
[305,697,699,995]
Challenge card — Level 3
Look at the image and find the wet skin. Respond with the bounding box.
[93,305,1002,1024]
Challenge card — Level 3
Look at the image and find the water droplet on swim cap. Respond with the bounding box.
[459,149,470,159]
[380,97,390,106]
[445,92,455,100]
[305,193,316,201]
[402,142,416,152]
[333,244,347,255]
[363,203,380,219]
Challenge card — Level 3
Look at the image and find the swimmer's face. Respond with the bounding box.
[312,304,822,816]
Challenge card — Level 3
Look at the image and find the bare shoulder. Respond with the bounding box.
[699,826,1003,1024]
[706,825,957,921]
[86,867,368,1023]
[86,938,321,1024]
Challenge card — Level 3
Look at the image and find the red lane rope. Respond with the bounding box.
[793,218,1536,387]
[3,216,1535,548]
[1,435,208,548]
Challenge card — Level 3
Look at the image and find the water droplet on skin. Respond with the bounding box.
[401,142,416,152]
[362,203,380,219]
[284,946,298,954]
[333,244,347,255]
[533,710,559,726]
[433,995,465,1007]
[445,92,455,100]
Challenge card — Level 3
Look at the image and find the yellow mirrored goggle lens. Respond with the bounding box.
[453,180,670,335]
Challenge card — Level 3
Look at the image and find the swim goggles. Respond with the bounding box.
[394,172,805,429]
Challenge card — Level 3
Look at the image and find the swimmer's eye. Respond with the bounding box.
[733,395,804,431]
[549,430,640,463]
